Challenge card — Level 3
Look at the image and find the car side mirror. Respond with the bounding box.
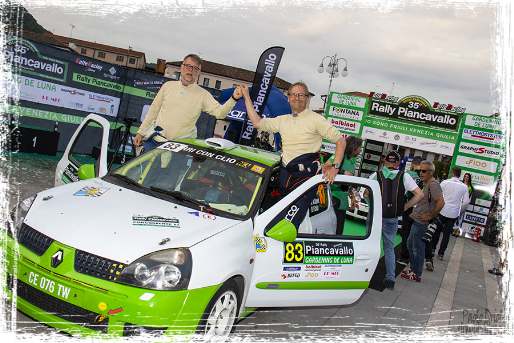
[78,164,95,180]
[266,219,297,242]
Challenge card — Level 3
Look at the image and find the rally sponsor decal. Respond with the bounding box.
[456,156,498,174]
[363,153,380,162]
[283,241,354,264]
[464,212,487,225]
[157,142,187,152]
[366,142,383,153]
[462,128,504,145]
[475,198,492,208]
[329,117,360,133]
[330,93,367,109]
[251,165,265,174]
[73,186,109,197]
[461,222,483,235]
[473,206,490,215]
[460,171,496,186]
[281,264,343,280]
[328,106,364,121]
[369,97,459,131]
[132,215,179,227]
[361,163,379,172]
[458,142,502,160]
[61,164,79,183]
[465,115,504,131]
[187,211,216,220]
[4,37,68,82]
[1,74,120,116]
[254,235,268,253]
[321,142,336,153]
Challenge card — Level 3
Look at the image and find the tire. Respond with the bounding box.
[196,280,241,341]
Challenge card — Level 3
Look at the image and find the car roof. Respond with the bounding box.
[175,138,280,167]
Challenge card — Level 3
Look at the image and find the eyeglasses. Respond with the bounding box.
[288,93,309,98]
[419,169,431,173]
[182,63,200,72]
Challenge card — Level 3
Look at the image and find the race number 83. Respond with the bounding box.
[283,241,305,263]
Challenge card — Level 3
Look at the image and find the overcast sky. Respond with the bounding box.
[16,0,511,116]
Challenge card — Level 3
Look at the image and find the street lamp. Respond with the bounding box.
[318,54,348,110]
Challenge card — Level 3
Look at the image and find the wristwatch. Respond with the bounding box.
[333,163,340,169]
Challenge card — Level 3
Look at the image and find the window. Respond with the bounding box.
[80,48,87,54]
[97,52,106,58]
[203,78,210,87]
[116,55,124,62]
[215,80,222,89]
[129,58,135,64]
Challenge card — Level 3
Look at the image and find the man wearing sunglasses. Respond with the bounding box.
[134,54,243,151]
[240,81,346,229]
[403,160,445,282]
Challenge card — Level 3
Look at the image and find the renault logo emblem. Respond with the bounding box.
[51,250,63,268]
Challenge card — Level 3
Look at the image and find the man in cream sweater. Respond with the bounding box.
[134,54,243,151]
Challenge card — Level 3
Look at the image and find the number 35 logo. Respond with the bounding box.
[283,241,304,263]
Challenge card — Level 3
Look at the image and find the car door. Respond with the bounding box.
[55,114,110,186]
[245,174,382,307]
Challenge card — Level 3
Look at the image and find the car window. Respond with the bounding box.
[109,142,269,218]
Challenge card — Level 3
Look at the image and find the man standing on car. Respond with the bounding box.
[402,160,444,283]
[429,167,470,262]
[133,54,243,151]
[240,82,346,229]
[489,182,514,277]
[363,151,423,291]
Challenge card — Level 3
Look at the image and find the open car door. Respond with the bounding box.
[55,114,110,186]
[245,174,382,308]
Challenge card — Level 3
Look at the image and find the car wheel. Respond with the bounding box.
[196,280,240,341]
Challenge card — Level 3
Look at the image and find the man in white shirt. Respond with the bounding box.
[430,167,470,261]
[364,151,423,290]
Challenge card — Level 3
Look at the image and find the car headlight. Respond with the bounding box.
[8,195,36,236]
[115,249,192,291]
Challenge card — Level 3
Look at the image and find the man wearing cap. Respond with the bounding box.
[364,151,423,290]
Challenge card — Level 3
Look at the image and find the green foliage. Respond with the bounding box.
[1,0,51,34]
[433,160,444,179]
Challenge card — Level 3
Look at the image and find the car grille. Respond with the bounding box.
[7,273,109,333]
[74,250,126,282]
[17,223,55,256]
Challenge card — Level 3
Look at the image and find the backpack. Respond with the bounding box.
[377,169,406,218]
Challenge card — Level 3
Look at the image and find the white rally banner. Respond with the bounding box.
[2,74,120,117]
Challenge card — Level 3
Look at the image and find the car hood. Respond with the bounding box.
[24,178,241,264]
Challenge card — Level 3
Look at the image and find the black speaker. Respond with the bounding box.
[482,226,503,247]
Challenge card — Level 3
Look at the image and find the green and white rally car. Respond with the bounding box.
[2,114,383,340]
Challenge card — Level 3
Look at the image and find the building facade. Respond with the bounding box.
[43,33,146,69]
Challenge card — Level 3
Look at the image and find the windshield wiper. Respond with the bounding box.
[149,187,217,213]
[110,173,157,197]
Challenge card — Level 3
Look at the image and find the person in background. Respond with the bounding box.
[453,172,474,236]
[397,156,423,266]
[428,167,470,269]
[402,160,444,283]
[489,182,514,277]
[322,135,363,235]
[363,151,423,290]
[254,137,262,149]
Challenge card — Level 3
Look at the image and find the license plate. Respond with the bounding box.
[18,264,85,306]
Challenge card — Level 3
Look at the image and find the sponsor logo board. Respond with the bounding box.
[464,212,488,225]
[456,156,497,173]
[328,106,364,121]
[473,206,490,215]
[465,115,504,131]
[475,198,492,208]
[329,118,361,133]
[330,93,367,108]
[363,153,381,162]
[458,142,502,160]
[461,128,504,145]
[366,142,383,153]
[461,222,483,235]
[283,241,354,265]
[361,163,379,172]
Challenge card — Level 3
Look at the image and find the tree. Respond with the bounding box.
[1,0,51,34]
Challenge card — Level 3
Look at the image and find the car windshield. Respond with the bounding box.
[108,141,268,218]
